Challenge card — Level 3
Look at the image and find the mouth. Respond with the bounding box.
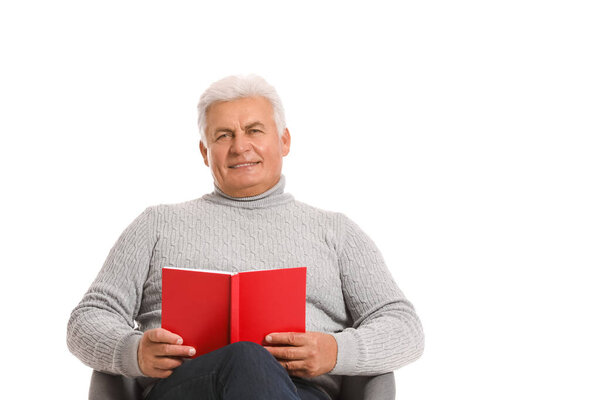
[229,161,260,169]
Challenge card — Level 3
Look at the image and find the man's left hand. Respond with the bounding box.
[263,332,338,378]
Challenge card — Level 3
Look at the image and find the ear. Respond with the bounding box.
[281,128,291,157]
[199,141,210,167]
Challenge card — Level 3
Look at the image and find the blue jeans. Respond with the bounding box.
[146,341,331,400]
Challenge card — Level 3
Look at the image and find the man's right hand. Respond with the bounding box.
[137,328,196,378]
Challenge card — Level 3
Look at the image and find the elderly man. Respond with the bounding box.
[67,75,424,400]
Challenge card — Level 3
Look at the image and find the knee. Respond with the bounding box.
[227,341,272,359]
[222,341,276,367]
[215,342,296,398]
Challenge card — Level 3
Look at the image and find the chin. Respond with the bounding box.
[224,180,261,196]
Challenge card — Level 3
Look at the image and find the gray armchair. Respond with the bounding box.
[89,370,395,400]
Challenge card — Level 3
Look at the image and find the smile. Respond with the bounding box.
[230,162,260,169]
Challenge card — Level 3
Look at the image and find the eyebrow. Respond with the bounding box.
[211,121,266,139]
[244,121,266,130]
[213,127,234,135]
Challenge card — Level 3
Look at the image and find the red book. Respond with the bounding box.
[161,266,306,357]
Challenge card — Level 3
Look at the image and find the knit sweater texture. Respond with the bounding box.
[67,176,424,398]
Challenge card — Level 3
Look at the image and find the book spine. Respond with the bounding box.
[230,273,240,343]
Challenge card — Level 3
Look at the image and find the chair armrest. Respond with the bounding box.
[340,372,396,400]
[89,370,143,400]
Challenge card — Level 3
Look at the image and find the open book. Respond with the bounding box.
[161,266,306,357]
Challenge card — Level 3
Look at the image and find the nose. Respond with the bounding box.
[230,132,252,154]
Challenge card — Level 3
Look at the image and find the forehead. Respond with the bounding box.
[205,96,275,128]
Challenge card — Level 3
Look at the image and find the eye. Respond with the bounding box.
[248,128,262,134]
[216,132,232,141]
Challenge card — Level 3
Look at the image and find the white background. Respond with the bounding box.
[1,1,598,398]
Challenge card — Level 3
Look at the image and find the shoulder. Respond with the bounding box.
[133,197,214,231]
[145,197,210,216]
[288,200,380,258]
[289,199,348,224]
[291,200,377,248]
[287,199,359,243]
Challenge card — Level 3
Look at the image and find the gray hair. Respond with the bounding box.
[197,74,287,144]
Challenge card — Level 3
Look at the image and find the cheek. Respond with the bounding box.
[209,148,228,167]
[257,139,283,159]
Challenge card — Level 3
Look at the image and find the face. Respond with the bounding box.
[200,96,291,198]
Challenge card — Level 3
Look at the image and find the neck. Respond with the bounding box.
[204,175,294,209]
[218,181,278,198]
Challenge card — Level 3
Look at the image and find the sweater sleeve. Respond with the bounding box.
[67,207,156,377]
[330,215,424,376]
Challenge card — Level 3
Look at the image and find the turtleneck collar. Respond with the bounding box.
[203,175,294,209]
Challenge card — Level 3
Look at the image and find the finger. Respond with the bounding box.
[147,328,184,345]
[148,368,174,379]
[153,342,196,358]
[265,332,308,346]
[152,356,184,371]
[278,360,311,377]
[264,345,308,361]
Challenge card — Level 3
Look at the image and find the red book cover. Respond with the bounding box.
[161,266,306,357]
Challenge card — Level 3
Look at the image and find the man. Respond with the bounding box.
[67,75,424,399]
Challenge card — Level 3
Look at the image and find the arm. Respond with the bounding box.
[330,214,424,376]
[265,214,424,378]
[67,207,154,377]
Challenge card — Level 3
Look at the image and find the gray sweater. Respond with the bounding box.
[67,176,424,398]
